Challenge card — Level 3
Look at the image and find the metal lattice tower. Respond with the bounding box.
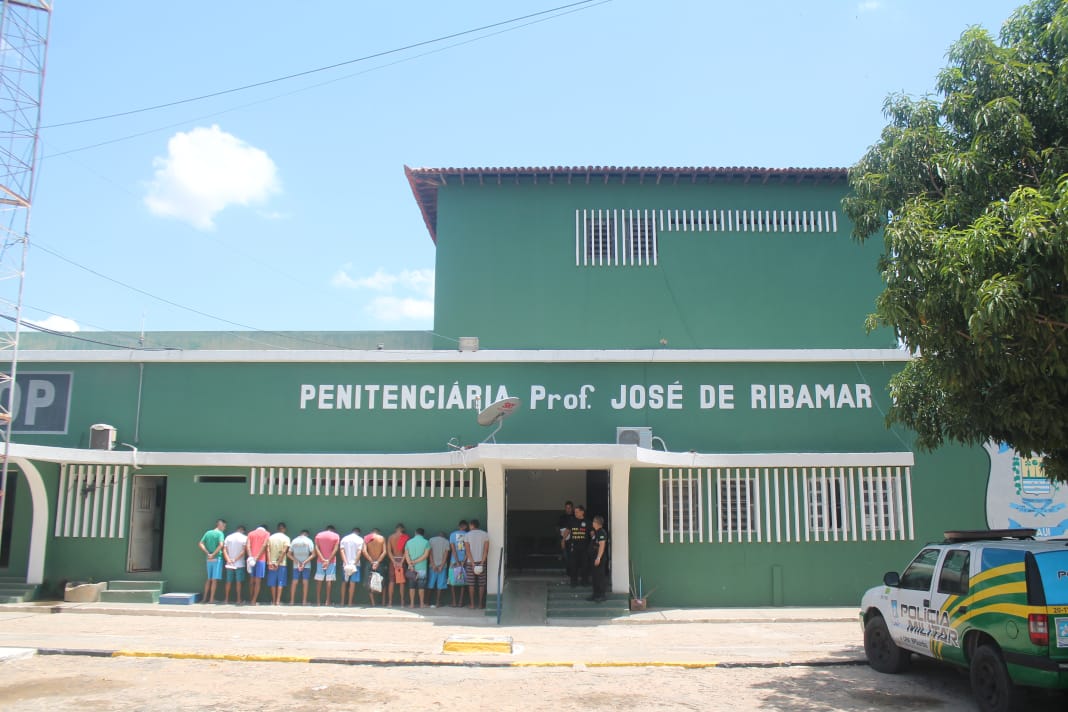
[0,0,51,545]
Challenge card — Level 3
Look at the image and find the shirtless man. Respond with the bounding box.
[362,528,387,606]
[386,523,410,608]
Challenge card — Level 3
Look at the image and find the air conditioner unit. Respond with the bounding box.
[616,426,652,448]
[89,423,116,451]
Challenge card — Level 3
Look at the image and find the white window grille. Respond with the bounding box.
[248,467,484,499]
[55,464,131,538]
[659,208,838,234]
[657,465,914,545]
[659,468,704,543]
[576,209,657,266]
[806,469,848,540]
[719,471,759,542]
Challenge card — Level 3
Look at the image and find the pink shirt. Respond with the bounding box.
[314,530,340,563]
[246,527,270,562]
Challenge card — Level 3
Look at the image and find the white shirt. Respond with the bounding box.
[223,531,248,569]
[340,532,365,564]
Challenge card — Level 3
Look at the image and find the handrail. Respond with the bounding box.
[495,545,504,625]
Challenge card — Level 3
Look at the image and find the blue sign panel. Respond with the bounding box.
[0,372,73,434]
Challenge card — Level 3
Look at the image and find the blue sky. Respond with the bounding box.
[22,0,1022,338]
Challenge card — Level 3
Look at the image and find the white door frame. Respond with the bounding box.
[485,460,631,595]
[10,458,48,585]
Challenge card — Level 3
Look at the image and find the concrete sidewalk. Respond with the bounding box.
[0,603,866,669]
[0,600,859,625]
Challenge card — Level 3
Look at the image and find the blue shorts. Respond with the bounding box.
[252,560,266,579]
[345,566,361,583]
[427,568,447,590]
[266,566,288,588]
[206,558,223,580]
[292,566,311,581]
[315,562,336,581]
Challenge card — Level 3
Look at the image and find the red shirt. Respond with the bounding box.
[246,527,270,562]
[314,529,340,563]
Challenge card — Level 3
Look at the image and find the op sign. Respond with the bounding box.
[0,372,72,434]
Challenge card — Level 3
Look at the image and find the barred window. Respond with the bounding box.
[248,467,484,499]
[55,464,131,539]
[807,472,846,535]
[719,475,758,541]
[576,209,657,266]
[584,211,615,264]
[659,469,703,542]
[656,465,914,545]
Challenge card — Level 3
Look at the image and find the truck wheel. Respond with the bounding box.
[864,615,910,673]
[970,644,1017,712]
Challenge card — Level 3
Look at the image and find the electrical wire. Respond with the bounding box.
[41,0,611,159]
[31,241,351,350]
[0,313,178,350]
[42,0,604,129]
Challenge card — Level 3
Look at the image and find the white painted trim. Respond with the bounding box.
[5,348,911,364]
[5,442,915,471]
[11,458,48,585]
[609,463,630,594]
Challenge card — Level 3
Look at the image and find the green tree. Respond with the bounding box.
[843,0,1068,480]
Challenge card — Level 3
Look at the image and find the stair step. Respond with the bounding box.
[0,594,29,604]
[107,580,165,592]
[549,609,627,619]
[99,589,160,604]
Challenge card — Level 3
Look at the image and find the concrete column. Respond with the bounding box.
[609,463,631,594]
[11,459,47,585]
[484,461,505,595]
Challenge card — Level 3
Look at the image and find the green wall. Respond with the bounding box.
[40,466,486,597]
[433,181,891,349]
[626,444,989,607]
[16,360,906,455]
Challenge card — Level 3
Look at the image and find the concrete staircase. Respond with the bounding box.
[546,581,629,620]
[99,580,165,604]
[0,576,38,603]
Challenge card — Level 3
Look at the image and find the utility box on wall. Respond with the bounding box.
[616,426,652,449]
[89,423,116,450]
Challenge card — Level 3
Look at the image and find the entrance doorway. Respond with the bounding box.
[0,470,17,568]
[504,469,609,573]
[127,475,166,572]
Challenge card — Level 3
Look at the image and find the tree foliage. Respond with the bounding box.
[843,0,1068,480]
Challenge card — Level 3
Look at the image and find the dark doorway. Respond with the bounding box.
[0,469,17,568]
[127,475,167,572]
[504,469,609,573]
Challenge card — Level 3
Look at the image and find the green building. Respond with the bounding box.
[0,165,989,607]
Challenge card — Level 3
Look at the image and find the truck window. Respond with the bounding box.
[900,548,941,591]
[937,550,970,595]
[1033,551,1068,605]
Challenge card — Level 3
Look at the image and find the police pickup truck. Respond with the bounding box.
[860,529,1068,712]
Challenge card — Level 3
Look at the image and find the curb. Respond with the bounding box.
[34,647,868,669]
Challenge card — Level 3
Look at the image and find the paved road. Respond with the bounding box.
[0,608,1063,710]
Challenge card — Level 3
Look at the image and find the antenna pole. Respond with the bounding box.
[0,0,52,567]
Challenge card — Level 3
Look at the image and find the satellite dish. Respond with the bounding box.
[477,397,521,443]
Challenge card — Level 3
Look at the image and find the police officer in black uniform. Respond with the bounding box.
[568,505,590,587]
[588,515,609,602]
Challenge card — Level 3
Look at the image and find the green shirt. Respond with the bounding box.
[404,535,431,572]
[201,528,224,559]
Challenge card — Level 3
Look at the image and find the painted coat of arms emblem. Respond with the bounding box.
[985,442,1068,537]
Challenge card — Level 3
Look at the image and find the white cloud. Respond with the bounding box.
[367,296,435,321]
[30,315,80,332]
[331,266,435,322]
[144,125,280,230]
[857,0,882,12]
